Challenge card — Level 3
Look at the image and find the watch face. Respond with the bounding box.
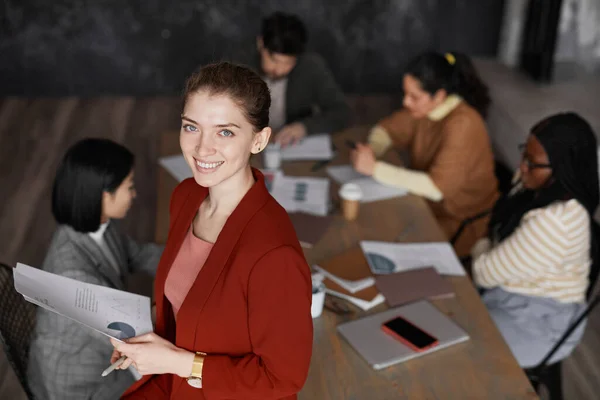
[187,377,202,389]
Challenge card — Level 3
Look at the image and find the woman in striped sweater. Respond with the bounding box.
[472,112,599,368]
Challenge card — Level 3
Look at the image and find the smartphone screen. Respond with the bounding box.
[383,317,437,349]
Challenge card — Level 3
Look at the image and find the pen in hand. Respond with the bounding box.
[101,355,127,377]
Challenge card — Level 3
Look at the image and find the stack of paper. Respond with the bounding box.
[314,247,384,311]
[159,154,192,182]
[13,263,153,341]
[326,165,366,184]
[326,165,408,203]
[270,175,330,216]
[359,241,466,276]
[281,134,333,161]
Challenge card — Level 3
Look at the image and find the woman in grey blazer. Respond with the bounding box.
[27,138,162,400]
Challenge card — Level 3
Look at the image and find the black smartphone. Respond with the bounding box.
[345,140,357,149]
[381,316,439,352]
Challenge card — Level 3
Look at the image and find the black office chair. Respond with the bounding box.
[448,161,511,251]
[0,262,37,399]
[494,160,514,197]
[453,214,600,400]
[449,209,492,249]
[524,291,600,400]
[524,222,600,400]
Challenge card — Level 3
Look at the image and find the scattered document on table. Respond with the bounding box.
[14,263,153,342]
[352,177,408,203]
[159,154,192,182]
[359,241,466,276]
[281,134,334,161]
[326,165,367,184]
[327,165,408,203]
[270,175,330,216]
[313,265,375,294]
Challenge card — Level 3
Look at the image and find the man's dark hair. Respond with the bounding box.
[261,12,308,55]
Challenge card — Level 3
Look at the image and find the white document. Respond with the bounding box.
[159,154,192,182]
[352,177,408,203]
[14,263,153,342]
[312,265,375,294]
[281,134,334,161]
[326,165,367,184]
[359,241,466,276]
[325,290,385,311]
[327,165,407,203]
[270,175,330,216]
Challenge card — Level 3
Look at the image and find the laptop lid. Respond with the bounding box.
[337,300,469,370]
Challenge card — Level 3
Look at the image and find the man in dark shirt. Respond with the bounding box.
[255,12,350,146]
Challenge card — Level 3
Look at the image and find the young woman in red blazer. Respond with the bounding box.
[110,62,313,399]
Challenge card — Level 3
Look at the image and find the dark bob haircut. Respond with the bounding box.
[261,12,308,56]
[52,138,134,233]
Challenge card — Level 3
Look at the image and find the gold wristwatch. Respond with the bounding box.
[186,352,206,388]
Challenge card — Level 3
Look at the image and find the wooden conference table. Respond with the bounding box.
[155,127,537,399]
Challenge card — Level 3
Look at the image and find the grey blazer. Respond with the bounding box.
[252,52,350,135]
[27,223,162,400]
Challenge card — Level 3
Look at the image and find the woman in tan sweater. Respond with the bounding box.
[351,52,498,257]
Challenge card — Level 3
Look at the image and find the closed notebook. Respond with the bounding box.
[315,247,383,310]
[314,247,375,294]
[374,267,454,307]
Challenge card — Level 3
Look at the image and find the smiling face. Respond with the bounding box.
[180,90,271,190]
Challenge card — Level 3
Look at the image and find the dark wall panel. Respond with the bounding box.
[0,0,505,95]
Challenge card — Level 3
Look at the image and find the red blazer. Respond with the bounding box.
[123,169,313,399]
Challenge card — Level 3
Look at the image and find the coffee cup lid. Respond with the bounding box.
[339,183,363,201]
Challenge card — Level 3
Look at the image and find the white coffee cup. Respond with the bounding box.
[263,143,282,170]
[338,183,363,221]
[311,283,326,318]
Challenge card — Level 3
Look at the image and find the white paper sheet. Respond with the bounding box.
[325,290,385,311]
[14,263,153,342]
[312,265,375,294]
[281,134,334,161]
[158,154,192,182]
[327,165,407,203]
[352,177,408,203]
[270,175,330,216]
[359,241,466,276]
[326,165,367,184]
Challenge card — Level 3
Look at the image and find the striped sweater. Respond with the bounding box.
[473,199,591,303]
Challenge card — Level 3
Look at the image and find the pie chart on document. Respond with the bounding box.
[365,252,396,274]
[107,321,136,340]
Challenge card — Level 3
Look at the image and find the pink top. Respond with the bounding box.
[164,225,213,319]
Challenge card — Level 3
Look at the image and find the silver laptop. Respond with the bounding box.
[337,300,469,370]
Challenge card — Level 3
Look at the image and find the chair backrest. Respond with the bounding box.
[533,220,600,371]
[586,221,600,300]
[494,160,514,196]
[0,263,37,398]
